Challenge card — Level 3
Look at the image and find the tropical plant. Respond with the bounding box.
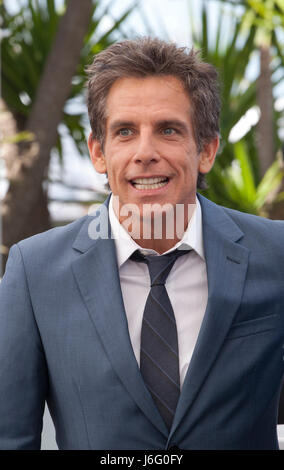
[189,0,258,165]
[190,0,284,216]
[0,0,135,262]
[204,139,284,215]
[211,0,284,176]
[1,0,135,159]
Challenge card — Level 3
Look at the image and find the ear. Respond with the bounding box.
[198,135,219,174]
[88,133,107,174]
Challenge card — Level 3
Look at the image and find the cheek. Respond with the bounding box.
[180,157,198,179]
[177,145,198,169]
[108,149,131,174]
[105,159,125,185]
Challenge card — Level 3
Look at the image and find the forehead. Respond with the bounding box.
[105,75,191,121]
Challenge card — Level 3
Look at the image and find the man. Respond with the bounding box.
[0,37,283,450]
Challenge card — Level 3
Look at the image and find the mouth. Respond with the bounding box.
[130,176,170,190]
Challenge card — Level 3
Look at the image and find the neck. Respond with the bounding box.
[133,236,183,254]
[112,197,196,254]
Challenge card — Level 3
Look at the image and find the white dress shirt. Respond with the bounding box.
[108,195,208,388]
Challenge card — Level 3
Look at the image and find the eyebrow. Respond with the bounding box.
[109,119,189,134]
[109,121,135,133]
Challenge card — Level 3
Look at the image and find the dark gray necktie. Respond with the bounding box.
[130,248,189,430]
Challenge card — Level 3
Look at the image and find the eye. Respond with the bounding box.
[118,128,133,137]
[162,128,176,136]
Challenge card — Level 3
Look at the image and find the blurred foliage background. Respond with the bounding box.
[1,0,284,273]
[196,0,284,217]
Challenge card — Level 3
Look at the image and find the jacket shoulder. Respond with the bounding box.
[16,215,89,262]
[222,205,284,239]
[198,193,284,249]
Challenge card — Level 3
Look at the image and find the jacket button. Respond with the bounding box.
[168,445,180,451]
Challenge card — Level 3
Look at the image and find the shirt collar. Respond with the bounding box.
[108,194,205,268]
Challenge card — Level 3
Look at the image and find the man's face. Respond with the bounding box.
[89,75,218,222]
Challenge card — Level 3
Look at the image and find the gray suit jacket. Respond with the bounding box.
[0,194,284,449]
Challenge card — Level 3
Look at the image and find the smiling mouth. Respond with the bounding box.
[130,176,169,190]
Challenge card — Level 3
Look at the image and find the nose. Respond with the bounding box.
[133,131,161,165]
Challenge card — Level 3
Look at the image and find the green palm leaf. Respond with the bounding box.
[1,0,137,158]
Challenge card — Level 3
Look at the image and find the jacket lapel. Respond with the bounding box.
[168,195,250,441]
[71,194,250,441]
[71,199,168,438]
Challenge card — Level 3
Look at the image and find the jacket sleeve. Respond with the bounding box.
[0,244,48,449]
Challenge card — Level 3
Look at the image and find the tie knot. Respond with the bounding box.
[130,248,189,286]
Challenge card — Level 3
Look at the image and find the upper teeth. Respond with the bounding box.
[132,177,167,184]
